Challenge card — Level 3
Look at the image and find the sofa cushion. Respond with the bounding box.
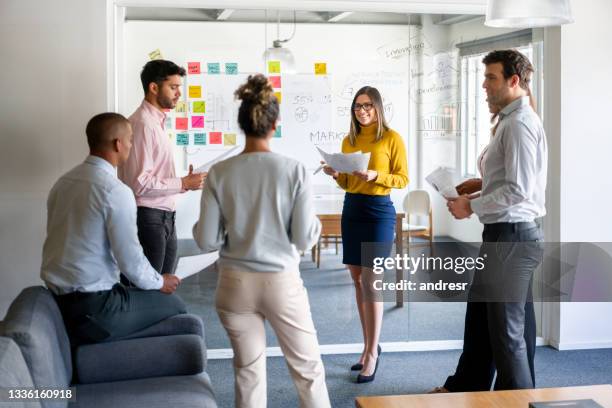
[118,313,204,340]
[74,334,205,384]
[1,287,72,403]
[72,372,217,408]
[0,336,42,408]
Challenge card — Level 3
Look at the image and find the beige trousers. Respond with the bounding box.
[215,268,331,408]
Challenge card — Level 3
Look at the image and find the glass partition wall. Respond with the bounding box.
[120,7,546,351]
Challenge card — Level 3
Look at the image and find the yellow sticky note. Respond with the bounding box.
[224,133,237,146]
[188,86,201,99]
[274,92,282,104]
[148,49,163,60]
[192,101,206,113]
[268,60,281,74]
[175,101,187,113]
[314,62,327,75]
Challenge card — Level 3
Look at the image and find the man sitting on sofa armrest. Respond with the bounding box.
[41,112,187,346]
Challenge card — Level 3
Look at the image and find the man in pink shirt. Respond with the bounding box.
[119,60,205,280]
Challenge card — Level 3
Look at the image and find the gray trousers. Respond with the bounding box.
[445,221,544,391]
[54,283,186,347]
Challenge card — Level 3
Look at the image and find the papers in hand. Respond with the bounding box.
[425,167,458,199]
[194,145,242,173]
[316,147,370,174]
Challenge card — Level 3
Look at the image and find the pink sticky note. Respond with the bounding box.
[175,117,188,130]
[188,62,200,74]
[269,76,281,88]
[191,116,204,128]
[209,132,223,144]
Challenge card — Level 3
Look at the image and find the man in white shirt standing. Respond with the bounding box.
[41,113,185,346]
[440,49,547,392]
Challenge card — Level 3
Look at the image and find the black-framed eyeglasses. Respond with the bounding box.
[353,103,374,112]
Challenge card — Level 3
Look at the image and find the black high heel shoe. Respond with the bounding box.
[351,344,381,371]
[356,352,380,384]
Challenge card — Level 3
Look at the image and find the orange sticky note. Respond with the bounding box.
[188,62,201,74]
[175,118,188,130]
[209,132,223,144]
[188,86,201,99]
[269,76,281,88]
[314,62,327,75]
[268,60,281,74]
[274,92,282,104]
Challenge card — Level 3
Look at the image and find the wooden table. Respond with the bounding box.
[315,212,406,307]
[355,384,612,408]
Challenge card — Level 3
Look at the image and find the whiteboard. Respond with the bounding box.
[273,74,333,170]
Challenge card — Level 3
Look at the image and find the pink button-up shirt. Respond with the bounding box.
[119,100,183,211]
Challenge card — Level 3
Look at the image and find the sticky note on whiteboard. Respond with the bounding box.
[209,132,223,144]
[314,62,327,75]
[274,125,282,138]
[268,60,281,74]
[188,62,201,74]
[175,101,187,113]
[224,133,237,146]
[148,49,163,60]
[175,117,188,130]
[274,92,282,104]
[269,76,281,88]
[191,116,204,128]
[188,86,202,99]
[176,133,189,145]
[194,132,207,145]
[225,63,238,75]
[192,101,206,113]
[207,63,220,74]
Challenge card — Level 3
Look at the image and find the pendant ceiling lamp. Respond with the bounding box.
[263,10,297,74]
[485,0,574,28]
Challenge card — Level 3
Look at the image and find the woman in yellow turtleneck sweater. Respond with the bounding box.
[323,86,408,383]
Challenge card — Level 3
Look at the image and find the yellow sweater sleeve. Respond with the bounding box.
[374,131,408,189]
[335,173,348,189]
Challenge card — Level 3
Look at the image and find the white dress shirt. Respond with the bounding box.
[193,152,321,273]
[41,155,163,295]
[471,96,548,224]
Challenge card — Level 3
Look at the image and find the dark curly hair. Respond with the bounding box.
[482,49,534,91]
[234,74,279,138]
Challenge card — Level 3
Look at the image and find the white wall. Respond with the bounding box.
[553,0,612,350]
[0,0,109,317]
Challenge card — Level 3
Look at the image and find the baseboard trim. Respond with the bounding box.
[550,340,612,351]
[208,337,547,360]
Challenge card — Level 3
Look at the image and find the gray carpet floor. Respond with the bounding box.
[176,240,612,407]
[177,244,468,349]
[206,347,612,407]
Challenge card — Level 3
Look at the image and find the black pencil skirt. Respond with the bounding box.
[341,193,396,267]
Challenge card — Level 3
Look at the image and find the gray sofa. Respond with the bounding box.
[0,286,217,408]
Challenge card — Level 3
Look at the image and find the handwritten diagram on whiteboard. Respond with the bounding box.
[278,74,333,165]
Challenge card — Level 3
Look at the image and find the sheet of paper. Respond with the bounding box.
[425,167,458,199]
[194,145,242,173]
[175,252,219,280]
[316,147,370,174]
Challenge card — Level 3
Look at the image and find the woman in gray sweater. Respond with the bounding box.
[193,74,330,408]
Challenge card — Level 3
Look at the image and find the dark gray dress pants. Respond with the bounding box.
[444,221,543,391]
